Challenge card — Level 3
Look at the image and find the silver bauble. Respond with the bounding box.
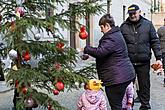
[80,83,85,87]
[34,33,41,40]
[24,97,34,107]
[9,49,17,59]
[75,82,79,86]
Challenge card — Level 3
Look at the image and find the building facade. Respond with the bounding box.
[80,0,152,49]
[0,0,152,50]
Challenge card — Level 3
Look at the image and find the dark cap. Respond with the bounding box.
[128,4,140,13]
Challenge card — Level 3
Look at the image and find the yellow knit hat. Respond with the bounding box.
[88,79,103,91]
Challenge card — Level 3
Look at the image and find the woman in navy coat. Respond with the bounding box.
[84,14,135,110]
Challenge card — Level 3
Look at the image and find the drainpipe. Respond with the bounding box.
[151,0,153,21]
[107,0,111,13]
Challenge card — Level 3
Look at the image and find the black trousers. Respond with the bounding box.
[0,60,5,81]
[162,52,165,80]
[105,81,131,110]
[133,63,151,109]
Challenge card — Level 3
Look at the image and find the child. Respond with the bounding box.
[122,82,134,110]
[77,79,107,110]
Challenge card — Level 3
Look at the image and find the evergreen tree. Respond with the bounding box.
[0,0,105,109]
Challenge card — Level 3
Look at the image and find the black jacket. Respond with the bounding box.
[120,16,162,64]
[84,26,135,86]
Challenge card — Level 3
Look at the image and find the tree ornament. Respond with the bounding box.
[55,81,64,91]
[53,89,59,95]
[56,42,64,50]
[34,33,41,40]
[48,104,52,110]
[81,83,85,88]
[79,26,88,40]
[23,51,31,61]
[24,97,34,107]
[81,54,89,60]
[24,97,38,108]
[15,7,25,17]
[21,86,28,94]
[12,65,18,71]
[9,49,17,59]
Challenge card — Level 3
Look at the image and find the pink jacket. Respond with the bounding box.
[122,82,134,109]
[77,90,107,110]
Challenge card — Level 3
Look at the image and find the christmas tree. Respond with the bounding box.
[0,0,105,109]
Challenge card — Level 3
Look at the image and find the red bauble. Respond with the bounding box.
[55,81,64,91]
[79,26,88,40]
[53,89,59,95]
[15,80,19,88]
[24,54,31,61]
[48,104,52,110]
[56,42,64,49]
[21,87,28,94]
[15,7,25,17]
[23,51,31,61]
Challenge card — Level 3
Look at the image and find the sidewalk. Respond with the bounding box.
[0,71,165,110]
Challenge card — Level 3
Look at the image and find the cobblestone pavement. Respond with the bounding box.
[0,72,165,110]
[0,57,165,110]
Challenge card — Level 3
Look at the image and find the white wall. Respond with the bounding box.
[0,0,153,48]
[111,0,124,26]
[91,0,152,47]
[112,0,151,25]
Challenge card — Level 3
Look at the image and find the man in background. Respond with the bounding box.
[157,18,165,86]
[120,4,162,110]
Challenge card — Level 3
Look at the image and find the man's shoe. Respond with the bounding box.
[134,96,140,103]
[139,104,151,110]
[139,107,151,110]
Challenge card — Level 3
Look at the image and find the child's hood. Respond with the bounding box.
[85,90,102,104]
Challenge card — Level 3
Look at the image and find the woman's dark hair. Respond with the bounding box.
[99,14,115,27]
